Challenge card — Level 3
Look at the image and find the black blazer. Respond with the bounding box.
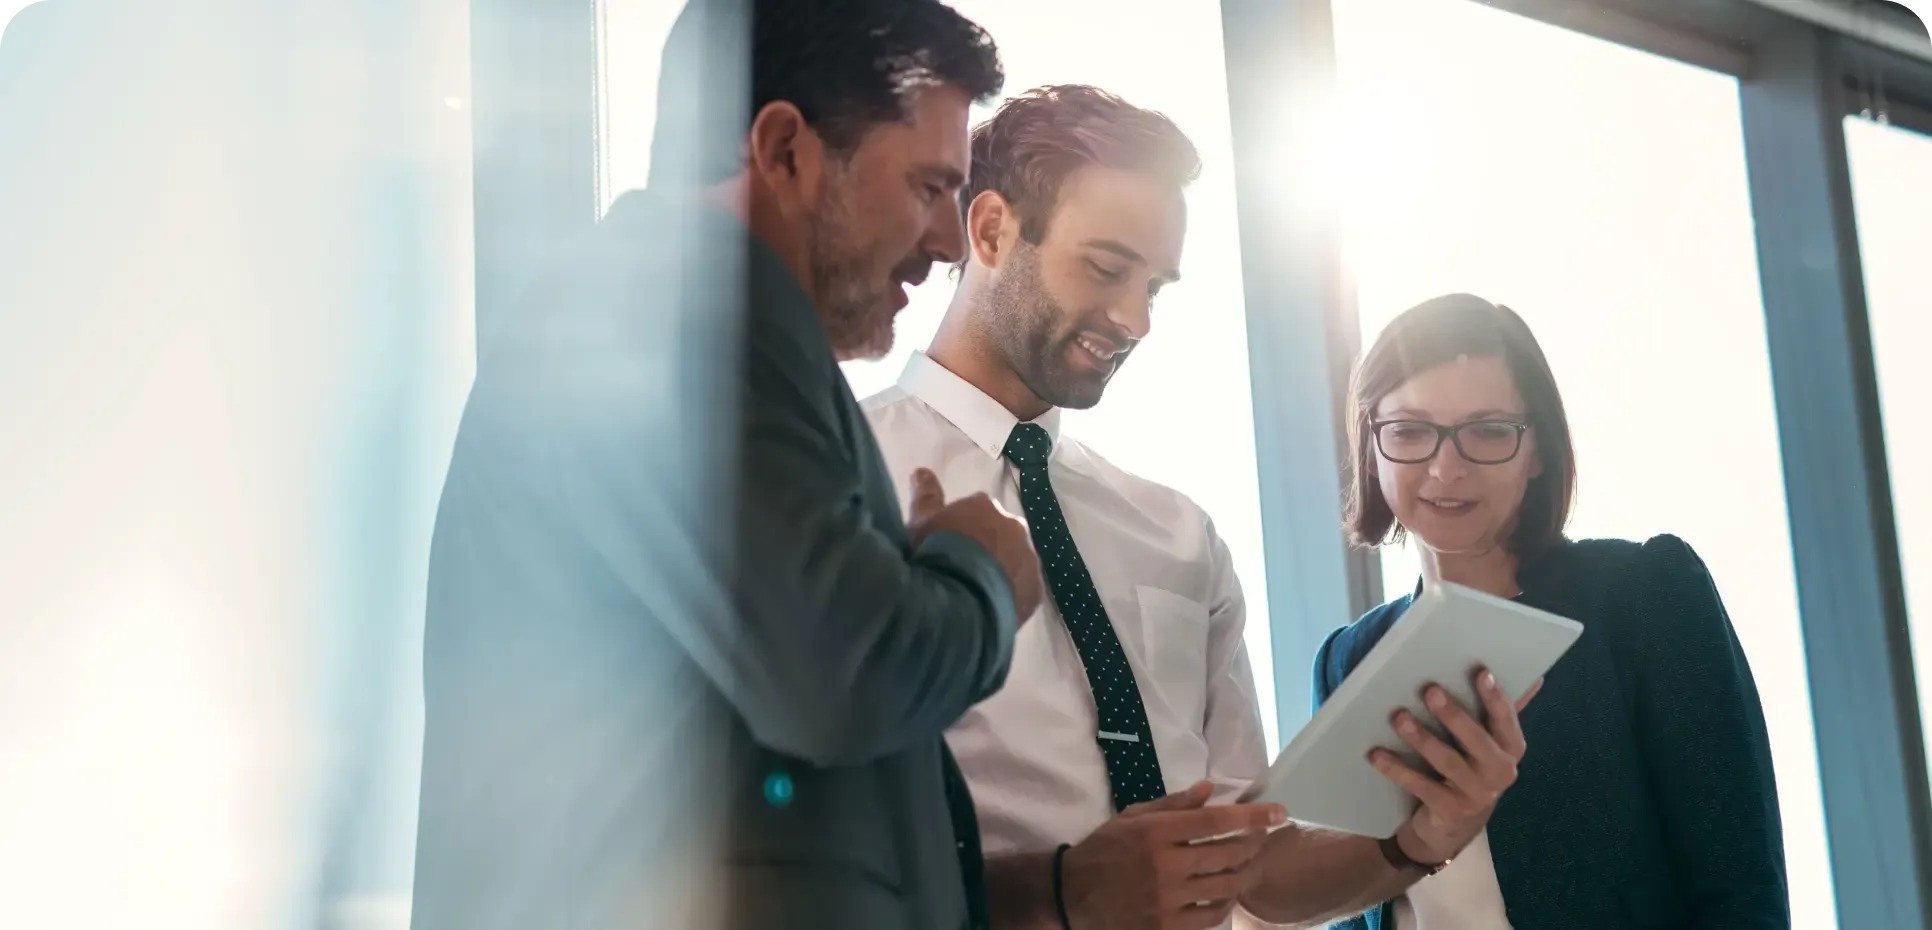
[1313,536,1788,930]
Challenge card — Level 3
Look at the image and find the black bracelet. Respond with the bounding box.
[1050,843,1073,929]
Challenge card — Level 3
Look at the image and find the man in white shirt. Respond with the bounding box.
[863,85,1534,930]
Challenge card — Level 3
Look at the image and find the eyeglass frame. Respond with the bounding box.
[1369,418,1533,466]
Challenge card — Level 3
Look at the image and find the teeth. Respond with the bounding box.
[1076,337,1113,360]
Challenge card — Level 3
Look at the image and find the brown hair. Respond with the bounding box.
[956,84,1201,269]
[1344,294,1577,559]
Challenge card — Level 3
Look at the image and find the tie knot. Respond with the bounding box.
[1002,423,1053,469]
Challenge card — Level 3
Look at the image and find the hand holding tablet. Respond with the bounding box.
[1058,781,1285,929]
[1242,582,1582,861]
[1374,667,1538,865]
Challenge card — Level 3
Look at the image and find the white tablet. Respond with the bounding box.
[1241,581,1583,838]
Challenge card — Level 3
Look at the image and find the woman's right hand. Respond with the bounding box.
[1369,668,1538,864]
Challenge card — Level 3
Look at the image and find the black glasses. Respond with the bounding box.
[1371,419,1530,465]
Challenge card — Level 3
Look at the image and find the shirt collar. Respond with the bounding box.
[897,351,1061,460]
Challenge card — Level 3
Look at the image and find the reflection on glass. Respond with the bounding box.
[1846,115,1932,798]
[0,3,477,929]
[1333,0,1834,925]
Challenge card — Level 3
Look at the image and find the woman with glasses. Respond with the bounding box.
[1313,294,1787,929]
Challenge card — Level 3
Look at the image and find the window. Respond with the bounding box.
[1332,0,1835,924]
[1846,115,1932,792]
[599,1,1281,750]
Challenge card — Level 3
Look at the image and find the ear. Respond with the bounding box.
[965,189,1019,269]
[746,101,826,208]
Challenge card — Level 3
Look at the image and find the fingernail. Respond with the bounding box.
[1269,806,1287,825]
[1398,717,1418,735]
[1482,671,1498,689]
[1426,688,1448,709]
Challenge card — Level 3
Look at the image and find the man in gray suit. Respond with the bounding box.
[409,2,1042,929]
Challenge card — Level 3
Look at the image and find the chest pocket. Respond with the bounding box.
[1132,585,1211,729]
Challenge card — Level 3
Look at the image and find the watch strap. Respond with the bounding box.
[1379,833,1451,876]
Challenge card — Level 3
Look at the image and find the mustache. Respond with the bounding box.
[891,254,934,289]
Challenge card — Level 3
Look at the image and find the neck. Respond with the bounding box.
[927,279,1052,421]
[1418,542,1521,599]
[699,177,815,297]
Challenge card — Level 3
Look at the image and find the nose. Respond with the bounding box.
[1107,292,1153,342]
[1428,438,1472,481]
[925,197,967,266]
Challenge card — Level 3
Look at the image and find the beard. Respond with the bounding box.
[984,244,1125,410]
[802,169,921,361]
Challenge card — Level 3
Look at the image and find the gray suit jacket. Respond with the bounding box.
[411,190,1019,930]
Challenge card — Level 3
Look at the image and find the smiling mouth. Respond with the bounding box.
[1422,497,1476,512]
[1073,334,1120,365]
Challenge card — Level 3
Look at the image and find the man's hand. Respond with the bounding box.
[1061,780,1286,930]
[1371,669,1537,865]
[905,468,1045,623]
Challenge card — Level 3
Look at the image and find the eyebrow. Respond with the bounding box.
[1461,408,1526,422]
[1379,406,1526,422]
[913,164,966,189]
[1082,237,1181,284]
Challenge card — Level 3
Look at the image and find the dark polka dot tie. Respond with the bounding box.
[1003,422,1166,811]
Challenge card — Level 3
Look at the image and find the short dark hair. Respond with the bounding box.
[959,84,1200,268]
[649,0,1004,187]
[1344,294,1578,560]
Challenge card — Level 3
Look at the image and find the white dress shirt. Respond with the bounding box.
[1394,829,1513,930]
[861,352,1269,860]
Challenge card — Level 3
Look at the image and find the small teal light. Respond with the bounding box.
[763,771,795,808]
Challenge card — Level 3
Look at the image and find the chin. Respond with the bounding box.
[1397,514,1460,548]
[855,314,898,360]
[835,330,893,363]
[1018,368,1099,411]
[854,335,894,362]
[1411,528,1503,557]
[1052,390,1104,411]
[1044,373,1111,410]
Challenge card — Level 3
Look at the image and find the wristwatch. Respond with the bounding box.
[1379,833,1452,876]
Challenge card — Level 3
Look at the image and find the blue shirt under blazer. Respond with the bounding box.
[1312,535,1789,930]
